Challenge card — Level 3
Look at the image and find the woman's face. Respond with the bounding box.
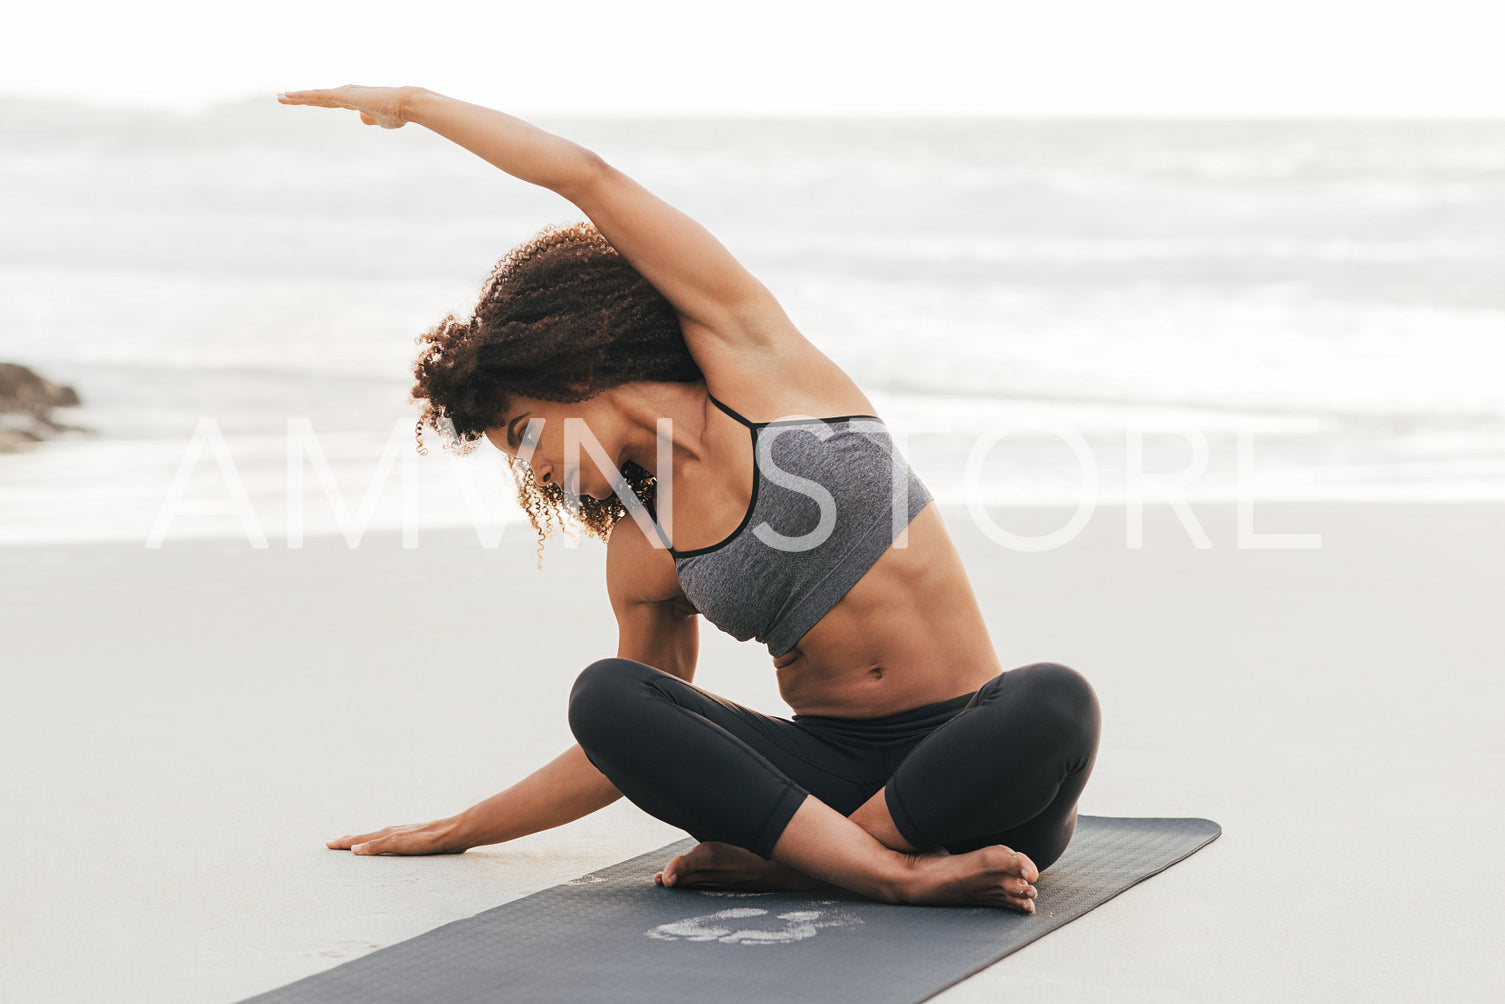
[484,393,626,501]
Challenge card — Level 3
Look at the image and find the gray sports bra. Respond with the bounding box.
[650,394,933,657]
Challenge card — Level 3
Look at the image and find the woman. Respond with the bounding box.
[279,85,1100,913]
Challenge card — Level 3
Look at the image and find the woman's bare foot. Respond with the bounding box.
[755,797,1040,914]
[655,842,829,892]
[898,845,1040,913]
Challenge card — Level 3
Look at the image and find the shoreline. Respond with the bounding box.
[6,491,1505,552]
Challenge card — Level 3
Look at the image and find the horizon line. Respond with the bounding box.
[5,91,1505,124]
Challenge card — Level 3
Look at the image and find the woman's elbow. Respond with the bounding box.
[555,147,612,204]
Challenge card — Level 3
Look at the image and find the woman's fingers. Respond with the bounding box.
[327,821,461,855]
[346,830,403,854]
[277,86,408,128]
[277,88,350,108]
[326,826,395,849]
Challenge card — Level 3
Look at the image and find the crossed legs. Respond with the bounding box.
[567,658,1100,909]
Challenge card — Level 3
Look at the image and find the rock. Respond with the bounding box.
[0,362,79,411]
[0,428,35,452]
[0,362,84,452]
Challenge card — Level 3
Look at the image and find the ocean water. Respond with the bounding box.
[2,99,1503,546]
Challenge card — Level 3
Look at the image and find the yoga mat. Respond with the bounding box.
[242,815,1220,1004]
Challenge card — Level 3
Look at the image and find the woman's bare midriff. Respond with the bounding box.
[771,505,1003,718]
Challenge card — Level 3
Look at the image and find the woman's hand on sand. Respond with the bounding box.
[327,818,469,855]
[277,85,417,129]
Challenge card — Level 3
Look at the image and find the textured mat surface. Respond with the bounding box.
[242,815,1220,1004]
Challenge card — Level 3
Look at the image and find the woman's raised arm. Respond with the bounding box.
[279,85,798,368]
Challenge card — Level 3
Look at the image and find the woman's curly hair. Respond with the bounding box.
[410,221,701,558]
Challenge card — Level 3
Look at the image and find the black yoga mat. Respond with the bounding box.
[242,815,1220,1004]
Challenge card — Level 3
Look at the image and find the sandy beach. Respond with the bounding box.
[2,500,1501,1001]
[6,12,1505,1003]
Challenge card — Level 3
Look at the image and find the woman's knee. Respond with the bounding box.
[1009,662,1102,748]
[1023,661,1098,712]
[566,657,658,748]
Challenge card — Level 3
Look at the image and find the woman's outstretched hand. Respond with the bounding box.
[327,817,470,855]
[277,85,417,128]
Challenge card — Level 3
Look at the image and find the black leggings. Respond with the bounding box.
[568,659,1101,871]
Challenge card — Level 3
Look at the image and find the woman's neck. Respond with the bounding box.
[610,381,713,478]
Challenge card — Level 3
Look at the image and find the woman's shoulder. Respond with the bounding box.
[605,510,684,607]
[685,313,877,423]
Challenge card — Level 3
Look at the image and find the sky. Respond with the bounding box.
[5,0,1504,117]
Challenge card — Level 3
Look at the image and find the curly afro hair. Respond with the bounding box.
[410,221,702,557]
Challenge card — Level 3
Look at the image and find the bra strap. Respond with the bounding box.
[707,393,756,427]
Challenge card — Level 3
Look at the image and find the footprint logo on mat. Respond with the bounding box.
[647,906,862,945]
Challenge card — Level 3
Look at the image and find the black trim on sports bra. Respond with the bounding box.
[667,395,887,559]
[708,394,755,428]
[668,406,761,559]
[707,393,881,429]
